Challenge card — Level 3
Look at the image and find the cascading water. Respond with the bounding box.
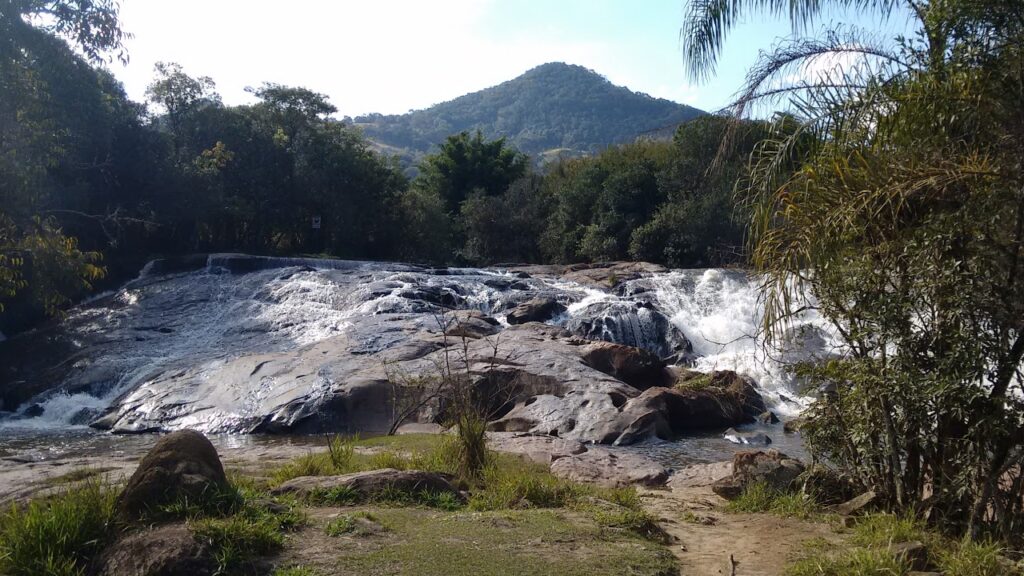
[0,256,833,438]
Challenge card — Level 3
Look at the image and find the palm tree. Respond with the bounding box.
[679,0,1024,538]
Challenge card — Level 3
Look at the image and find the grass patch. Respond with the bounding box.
[186,484,305,574]
[786,546,909,576]
[726,482,819,519]
[325,511,386,537]
[674,372,714,391]
[328,507,678,576]
[936,538,1014,576]
[0,480,116,576]
[850,513,930,548]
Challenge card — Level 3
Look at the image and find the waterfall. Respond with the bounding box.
[0,257,834,431]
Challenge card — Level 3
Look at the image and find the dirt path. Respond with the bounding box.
[640,464,844,576]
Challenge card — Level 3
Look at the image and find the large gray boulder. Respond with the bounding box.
[116,430,229,520]
[505,297,566,324]
[271,468,464,502]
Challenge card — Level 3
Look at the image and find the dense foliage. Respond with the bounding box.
[684,0,1024,540]
[354,62,703,165]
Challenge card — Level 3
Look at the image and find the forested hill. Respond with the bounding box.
[353,62,704,161]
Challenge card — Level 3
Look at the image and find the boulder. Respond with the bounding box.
[95,524,213,576]
[445,310,501,340]
[116,430,229,520]
[271,469,464,502]
[757,411,780,424]
[799,466,859,506]
[506,297,566,325]
[580,342,668,390]
[711,450,805,500]
[668,461,733,489]
[561,262,668,289]
[566,301,692,361]
[549,447,669,488]
[889,541,928,571]
[724,428,772,445]
[783,417,807,433]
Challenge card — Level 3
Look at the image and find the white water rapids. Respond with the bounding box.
[0,257,837,435]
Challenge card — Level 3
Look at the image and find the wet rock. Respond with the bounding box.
[271,468,464,502]
[783,417,807,433]
[549,447,669,488]
[580,341,669,390]
[116,430,229,521]
[566,300,692,361]
[95,523,214,576]
[506,297,566,325]
[757,410,780,424]
[724,428,772,445]
[834,490,877,516]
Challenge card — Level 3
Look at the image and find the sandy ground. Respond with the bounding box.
[639,465,844,576]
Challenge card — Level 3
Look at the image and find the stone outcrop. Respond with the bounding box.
[116,430,229,520]
[711,450,806,500]
[271,468,464,502]
[579,341,669,390]
[549,448,669,488]
[96,524,214,576]
[505,297,566,325]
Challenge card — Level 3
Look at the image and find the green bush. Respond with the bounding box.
[936,539,1015,576]
[785,547,909,576]
[726,482,818,519]
[0,481,116,576]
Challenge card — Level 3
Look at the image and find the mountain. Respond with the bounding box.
[352,62,704,164]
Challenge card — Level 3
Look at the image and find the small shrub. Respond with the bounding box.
[155,482,244,520]
[470,464,581,510]
[592,507,671,543]
[271,452,335,485]
[326,435,356,471]
[368,450,412,471]
[0,480,116,576]
[936,538,1013,576]
[675,373,714,391]
[727,482,818,518]
[324,512,386,537]
[851,514,930,548]
[785,547,909,576]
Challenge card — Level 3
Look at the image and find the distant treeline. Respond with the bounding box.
[0,27,770,332]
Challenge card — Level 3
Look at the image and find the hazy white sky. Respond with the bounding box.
[108,0,910,117]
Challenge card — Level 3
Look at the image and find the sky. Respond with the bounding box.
[109,0,914,118]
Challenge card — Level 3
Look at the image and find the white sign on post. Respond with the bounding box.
[312,216,321,230]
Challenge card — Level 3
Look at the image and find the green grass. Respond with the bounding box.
[325,507,678,576]
[726,482,819,519]
[325,512,386,537]
[0,480,117,576]
[674,373,714,391]
[936,538,1015,576]
[786,546,910,576]
[786,513,1021,576]
[850,513,931,548]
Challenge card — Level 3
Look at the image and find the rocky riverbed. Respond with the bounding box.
[0,256,832,442]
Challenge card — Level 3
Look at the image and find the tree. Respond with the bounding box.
[683,0,1024,538]
[0,0,130,63]
[415,131,527,212]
